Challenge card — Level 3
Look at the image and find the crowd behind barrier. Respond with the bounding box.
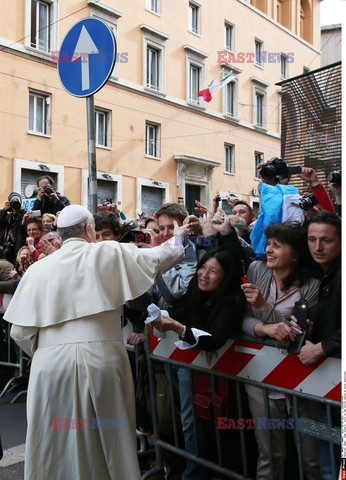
[141,332,341,480]
[0,164,341,480]
[0,293,28,402]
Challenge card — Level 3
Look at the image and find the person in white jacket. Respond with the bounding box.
[4,204,185,480]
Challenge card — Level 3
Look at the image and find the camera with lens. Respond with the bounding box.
[299,192,318,211]
[10,200,22,211]
[43,184,55,195]
[327,170,341,185]
[260,157,302,181]
[118,220,150,245]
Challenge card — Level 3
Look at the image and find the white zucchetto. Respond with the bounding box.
[57,205,93,228]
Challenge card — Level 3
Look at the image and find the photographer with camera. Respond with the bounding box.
[297,167,334,215]
[0,192,27,263]
[327,170,341,217]
[32,175,70,216]
[251,158,303,257]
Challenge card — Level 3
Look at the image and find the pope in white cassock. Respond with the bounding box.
[4,205,185,480]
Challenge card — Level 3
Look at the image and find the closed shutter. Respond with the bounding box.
[279,62,341,195]
[141,186,164,216]
[97,180,117,204]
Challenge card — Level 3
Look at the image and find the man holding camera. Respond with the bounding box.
[327,170,341,217]
[0,192,27,263]
[32,175,70,216]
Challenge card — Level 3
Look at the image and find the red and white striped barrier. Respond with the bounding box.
[148,333,341,402]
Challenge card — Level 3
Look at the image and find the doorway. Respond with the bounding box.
[185,184,201,215]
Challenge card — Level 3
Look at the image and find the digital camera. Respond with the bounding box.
[327,170,341,185]
[10,200,21,211]
[43,184,54,195]
[299,193,318,211]
[260,157,301,181]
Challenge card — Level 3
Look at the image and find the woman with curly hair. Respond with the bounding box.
[241,222,322,480]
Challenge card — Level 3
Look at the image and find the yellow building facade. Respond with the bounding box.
[0,0,321,216]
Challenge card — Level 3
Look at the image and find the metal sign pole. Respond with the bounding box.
[58,18,116,213]
[86,95,97,214]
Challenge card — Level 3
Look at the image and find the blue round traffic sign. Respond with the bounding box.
[58,18,116,97]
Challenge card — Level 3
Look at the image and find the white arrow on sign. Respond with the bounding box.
[73,25,99,91]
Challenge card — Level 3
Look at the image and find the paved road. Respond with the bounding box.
[0,391,27,480]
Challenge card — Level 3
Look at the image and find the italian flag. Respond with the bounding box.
[197,74,235,102]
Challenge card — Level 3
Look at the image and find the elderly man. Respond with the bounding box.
[4,205,184,480]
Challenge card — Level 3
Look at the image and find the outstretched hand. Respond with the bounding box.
[199,211,216,237]
[183,215,202,235]
[211,207,231,235]
[194,200,208,216]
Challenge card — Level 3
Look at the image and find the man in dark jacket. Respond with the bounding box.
[0,192,27,263]
[32,175,70,215]
[298,212,341,480]
[299,212,341,364]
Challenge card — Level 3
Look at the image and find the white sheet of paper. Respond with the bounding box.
[145,308,169,339]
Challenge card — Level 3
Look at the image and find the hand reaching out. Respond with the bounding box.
[183,215,202,235]
[127,332,145,346]
[199,211,216,237]
[211,208,232,236]
[173,220,189,237]
[39,238,57,256]
[22,210,32,226]
[194,200,208,216]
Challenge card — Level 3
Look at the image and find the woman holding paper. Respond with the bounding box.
[151,246,246,349]
[151,219,246,480]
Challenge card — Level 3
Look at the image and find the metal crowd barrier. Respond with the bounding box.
[0,294,28,402]
[141,331,341,480]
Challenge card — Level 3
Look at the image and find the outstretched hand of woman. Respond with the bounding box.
[151,316,185,337]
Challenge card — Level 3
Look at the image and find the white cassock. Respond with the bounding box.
[4,238,184,480]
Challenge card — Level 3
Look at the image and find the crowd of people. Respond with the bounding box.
[0,164,341,480]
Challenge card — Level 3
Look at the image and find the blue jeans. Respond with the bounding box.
[165,365,210,480]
